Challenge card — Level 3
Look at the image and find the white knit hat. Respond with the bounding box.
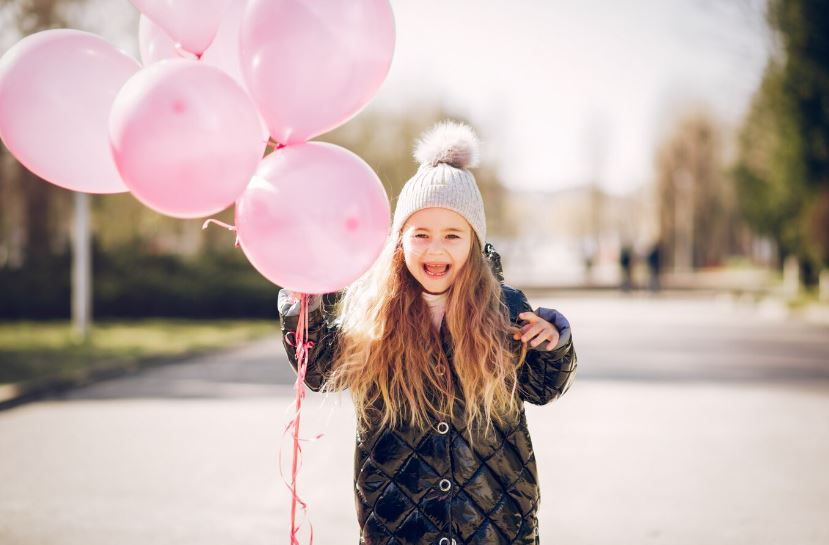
[391,120,486,248]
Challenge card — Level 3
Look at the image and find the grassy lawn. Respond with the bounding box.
[0,319,278,385]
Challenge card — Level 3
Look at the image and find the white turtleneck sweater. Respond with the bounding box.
[421,290,448,330]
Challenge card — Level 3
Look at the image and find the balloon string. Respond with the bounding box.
[279,293,325,545]
[199,142,285,250]
[201,218,241,248]
[201,218,235,231]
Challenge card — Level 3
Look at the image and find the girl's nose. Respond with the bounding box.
[427,238,445,253]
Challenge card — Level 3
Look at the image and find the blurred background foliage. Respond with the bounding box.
[733,0,829,285]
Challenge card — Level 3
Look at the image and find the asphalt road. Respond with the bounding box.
[1,291,827,545]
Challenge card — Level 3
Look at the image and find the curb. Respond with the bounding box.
[0,345,247,412]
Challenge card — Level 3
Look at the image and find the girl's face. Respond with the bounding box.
[401,207,472,294]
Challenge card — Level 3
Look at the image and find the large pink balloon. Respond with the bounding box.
[0,29,139,194]
[109,59,264,219]
[130,0,232,56]
[235,142,390,292]
[240,0,396,145]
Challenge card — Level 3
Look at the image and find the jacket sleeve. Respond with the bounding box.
[514,290,578,405]
[278,289,344,393]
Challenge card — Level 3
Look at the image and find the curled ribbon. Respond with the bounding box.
[201,218,240,248]
[280,293,326,545]
[204,181,323,543]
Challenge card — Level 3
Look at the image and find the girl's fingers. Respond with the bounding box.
[513,322,527,339]
[544,331,561,350]
[514,322,535,340]
[521,323,547,345]
[514,313,559,348]
[530,330,550,348]
[521,324,541,343]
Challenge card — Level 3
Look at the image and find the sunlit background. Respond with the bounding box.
[1,1,827,544]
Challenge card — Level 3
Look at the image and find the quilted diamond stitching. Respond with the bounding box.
[450,420,536,543]
[364,403,538,543]
[374,482,415,528]
[451,419,511,486]
[396,506,440,545]
[358,457,423,542]
[371,432,411,475]
[418,487,452,533]
[466,517,511,545]
[489,427,532,490]
[396,454,439,503]
[451,488,488,541]
[362,426,537,543]
[397,427,446,481]
[359,425,455,541]
[486,492,523,539]
[363,511,394,545]
[505,465,539,518]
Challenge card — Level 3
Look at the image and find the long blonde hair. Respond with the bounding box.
[319,232,527,444]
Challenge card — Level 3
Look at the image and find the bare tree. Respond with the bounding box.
[655,108,744,270]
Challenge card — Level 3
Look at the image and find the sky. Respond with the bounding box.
[2,0,773,197]
[372,0,772,196]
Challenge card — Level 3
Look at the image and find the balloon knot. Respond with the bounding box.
[267,137,286,150]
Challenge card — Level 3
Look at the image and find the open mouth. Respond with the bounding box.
[423,263,451,278]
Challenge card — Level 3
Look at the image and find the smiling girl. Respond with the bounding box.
[278,120,578,545]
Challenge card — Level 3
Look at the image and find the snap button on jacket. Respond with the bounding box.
[280,282,578,545]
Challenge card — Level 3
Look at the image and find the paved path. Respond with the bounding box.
[1,292,827,545]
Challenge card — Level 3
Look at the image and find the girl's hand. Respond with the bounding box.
[513,311,560,351]
[278,289,322,317]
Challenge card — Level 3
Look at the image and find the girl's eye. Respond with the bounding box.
[447,234,459,239]
[415,233,428,239]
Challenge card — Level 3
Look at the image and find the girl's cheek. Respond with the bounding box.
[405,241,428,257]
[448,241,468,258]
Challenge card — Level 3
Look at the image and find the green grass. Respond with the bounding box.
[0,319,278,385]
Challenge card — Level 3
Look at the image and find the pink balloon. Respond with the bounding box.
[138,15,185,65]
[240,0,396,145]
[235,142,391,292]
[109,59,264,219]
[0,29,139,194]
[200,0,247,85]
[138,6,271,145]
[130,0,232,56]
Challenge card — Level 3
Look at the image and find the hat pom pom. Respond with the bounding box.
[413,120,480,169]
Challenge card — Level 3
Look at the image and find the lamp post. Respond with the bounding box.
[71,191,91,341]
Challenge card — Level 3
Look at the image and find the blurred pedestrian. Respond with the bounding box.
[647,240,662,292]
[582,236,597,286]
[620,243,634,292]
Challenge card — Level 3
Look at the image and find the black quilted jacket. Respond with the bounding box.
[279,246,578,545]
